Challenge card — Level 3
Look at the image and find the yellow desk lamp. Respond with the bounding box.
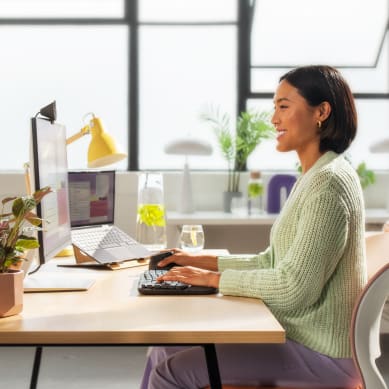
[66,113,127,168]
[38,101,127,168]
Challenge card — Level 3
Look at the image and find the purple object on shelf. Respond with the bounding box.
[267,174,297,214]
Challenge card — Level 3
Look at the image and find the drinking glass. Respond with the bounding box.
[180,225,205,253]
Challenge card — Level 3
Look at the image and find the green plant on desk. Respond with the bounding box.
[0,187,51,317]
[0,187,51,273]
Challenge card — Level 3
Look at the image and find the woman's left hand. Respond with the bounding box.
[157,266,221,288]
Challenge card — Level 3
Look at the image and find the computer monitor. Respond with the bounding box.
[24,116,95,292]
[30,117,72,265]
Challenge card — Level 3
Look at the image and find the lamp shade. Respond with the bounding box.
[164,138,213,156]
[87,117,127,168]
[370,138,389,153]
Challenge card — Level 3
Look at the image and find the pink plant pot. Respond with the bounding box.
[0,270,24,318]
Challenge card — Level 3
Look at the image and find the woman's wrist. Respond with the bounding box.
[193,254,218,271]
[208,271,221,288]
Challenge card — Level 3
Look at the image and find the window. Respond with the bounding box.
[0,0,124,18]
[249,0,389,170]
[0,0,128,171]
[139,26,237,170]
[138,0,238,170]
[0,0,388,172]
[0,25,128,170]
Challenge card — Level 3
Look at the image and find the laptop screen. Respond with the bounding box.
[68,170,115,228]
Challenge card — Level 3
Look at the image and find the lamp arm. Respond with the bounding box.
[66,124,90,145]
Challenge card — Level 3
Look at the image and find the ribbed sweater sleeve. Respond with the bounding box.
[216,152,367,358]
[218,246,273,270]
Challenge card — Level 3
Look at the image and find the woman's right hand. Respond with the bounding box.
[157,248,218,271]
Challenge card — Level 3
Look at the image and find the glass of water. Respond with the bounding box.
[180,225,205,253]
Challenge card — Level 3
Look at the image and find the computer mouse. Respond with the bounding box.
[148,251,179,270]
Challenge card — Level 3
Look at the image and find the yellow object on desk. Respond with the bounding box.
[55,245,74,257]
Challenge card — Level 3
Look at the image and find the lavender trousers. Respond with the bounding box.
[140,340,360,389]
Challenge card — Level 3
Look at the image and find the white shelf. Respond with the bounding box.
[167,211,277,226]
[365,208,389,224]
[167,209,389,226]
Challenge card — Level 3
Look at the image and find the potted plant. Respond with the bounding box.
[201,108,275,212]
[0,187,51,317]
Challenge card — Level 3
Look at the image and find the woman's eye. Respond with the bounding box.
[280,105,288,109]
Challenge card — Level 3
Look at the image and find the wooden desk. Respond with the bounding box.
[0,258,285,389]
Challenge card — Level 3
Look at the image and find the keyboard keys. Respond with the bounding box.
[72,226,137,252]
[140,269,188,290]
[138,269,218,295]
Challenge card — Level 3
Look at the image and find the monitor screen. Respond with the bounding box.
[30,117,72,265]
[68,170,115,228]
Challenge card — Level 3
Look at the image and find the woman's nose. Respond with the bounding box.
[271,111,278,125]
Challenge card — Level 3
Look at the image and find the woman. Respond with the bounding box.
[140,65,366,389]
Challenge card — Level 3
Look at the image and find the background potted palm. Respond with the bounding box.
[201,108,275,212]
[0,187,51,317]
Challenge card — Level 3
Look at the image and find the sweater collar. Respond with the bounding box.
[293,151,339,191]
[301,151,339,177]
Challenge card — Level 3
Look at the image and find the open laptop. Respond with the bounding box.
[67,170,151,269]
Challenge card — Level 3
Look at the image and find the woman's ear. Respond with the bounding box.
[317,101,331,122]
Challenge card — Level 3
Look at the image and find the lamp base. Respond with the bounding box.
[177,162,195,214]
[56,245,74,257]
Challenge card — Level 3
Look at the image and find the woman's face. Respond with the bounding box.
[272,80,321,155]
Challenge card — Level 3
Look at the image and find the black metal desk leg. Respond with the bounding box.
[30,347,42,389]
[202,344,222,389]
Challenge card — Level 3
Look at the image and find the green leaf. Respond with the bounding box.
[25,211,43,226]
[33,186,52,203]
[12,197,26,218]
[356,162,376,189]
[1,196,17,206]
[16,237,40,250]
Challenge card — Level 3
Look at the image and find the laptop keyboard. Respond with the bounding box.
[138,269,218,295]
[72,225,138,252]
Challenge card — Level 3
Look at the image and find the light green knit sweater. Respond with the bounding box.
[218,151,367,358]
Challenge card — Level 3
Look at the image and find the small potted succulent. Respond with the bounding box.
[0,187,51,317]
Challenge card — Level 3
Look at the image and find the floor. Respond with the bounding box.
[0,346,148,389]
[1,338,388,389]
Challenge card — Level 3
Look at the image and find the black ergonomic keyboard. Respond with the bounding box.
[138,269,218,295]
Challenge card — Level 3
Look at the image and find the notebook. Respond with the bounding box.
[66,170,151,269]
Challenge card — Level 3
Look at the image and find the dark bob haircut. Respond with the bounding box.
[280,65,357,154]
